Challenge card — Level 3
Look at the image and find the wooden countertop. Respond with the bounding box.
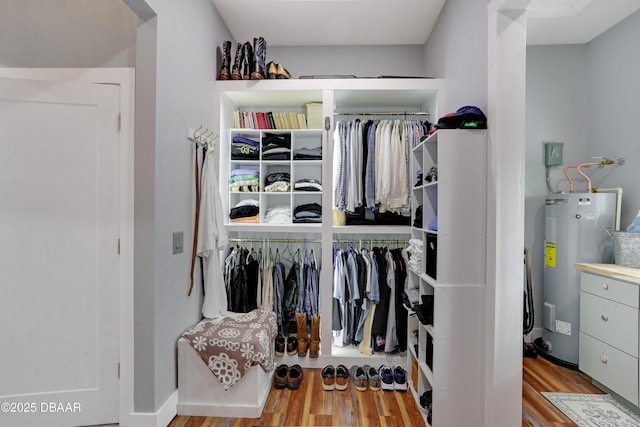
[575,263,640,285]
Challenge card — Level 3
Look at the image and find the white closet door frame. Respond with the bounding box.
[0,67,135,426]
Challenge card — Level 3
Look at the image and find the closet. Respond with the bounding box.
[214,78,487,426]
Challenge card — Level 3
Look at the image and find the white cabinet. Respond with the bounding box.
[407,129,487,426]
[576,265,640,406]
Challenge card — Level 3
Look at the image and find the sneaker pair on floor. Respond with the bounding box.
[350,365,381,391]
[321,364,349,391]
[379,364,408,391]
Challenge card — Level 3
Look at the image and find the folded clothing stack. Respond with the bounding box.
[293,202,322,223]
[262,133,291,160]
[293,146,322,160]
[264,172,290,192]
[294,178,322,192]
[231,135,260,160]
[230,199,259,223]
[230,168,259,192]
[264,205,291,224]
[406,238,423,274]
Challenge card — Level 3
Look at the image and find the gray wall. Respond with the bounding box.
[423,0,489,113]
[130,0,233,412]
[525,44,589,332]
[586,10,640,227]
[267,45,426,78]
[0,0,137,67]
[525,9,640,332]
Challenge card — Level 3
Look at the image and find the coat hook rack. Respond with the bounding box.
[187,125,218,151]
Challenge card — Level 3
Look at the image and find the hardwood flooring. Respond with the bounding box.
[168,355,604,427]
[522,355,604,426]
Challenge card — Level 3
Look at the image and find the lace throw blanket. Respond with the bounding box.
[182,309,277,390]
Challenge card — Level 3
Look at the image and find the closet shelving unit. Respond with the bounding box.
[215,80,488,425]
[409,129,487,426]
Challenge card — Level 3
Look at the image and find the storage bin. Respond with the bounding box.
[425,234,437,279]
[610,231,640,268]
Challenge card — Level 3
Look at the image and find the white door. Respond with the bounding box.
[0,77,120,426]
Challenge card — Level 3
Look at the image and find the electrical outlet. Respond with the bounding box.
[172,231,184,254]
[544,142,563,166]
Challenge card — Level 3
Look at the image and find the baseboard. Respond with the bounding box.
[128,389,178,427]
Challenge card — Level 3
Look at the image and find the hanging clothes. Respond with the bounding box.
[196,149,229,319]
[333,118,428,222]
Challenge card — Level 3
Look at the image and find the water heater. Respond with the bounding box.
[539,192,616,368]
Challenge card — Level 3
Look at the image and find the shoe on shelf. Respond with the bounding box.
[287,364,304,390]
[362,364,381,391]
[250,36,267,80]
[267,61,277,79]
[420,390,433,410]
[321,365,335,391]
[242,41,253,80]
[393,365,408,391]
[217,40,231,80]
[276,63,292,79]
[230,42,243,80]
[275,335,285,357]
[350,366,368,392]
[287,336,298,356]
[335,364,349,391]
[379,364,394,391]
[274,364,289,389]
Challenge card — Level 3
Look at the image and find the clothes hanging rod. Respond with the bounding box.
[334,239,407,244]
[227,237,322,244]
[226,237,407,244]
[334,111,430,116]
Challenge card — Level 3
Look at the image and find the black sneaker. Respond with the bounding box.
[392,365,408,391]
[379,364,394,391]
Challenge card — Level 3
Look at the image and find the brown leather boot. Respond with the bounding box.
[230,42,244,80]
[296,313,308,357]
[217,40,231,80]
[309,314,320,358]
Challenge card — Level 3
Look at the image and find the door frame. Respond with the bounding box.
[0,67,135,425]
[485,1,529,426]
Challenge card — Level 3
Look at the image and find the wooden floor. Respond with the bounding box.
[522,355,604,426]
[168,355,604,427]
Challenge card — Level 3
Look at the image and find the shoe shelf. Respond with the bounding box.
[407,129,487,426]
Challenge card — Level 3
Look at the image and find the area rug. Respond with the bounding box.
[542,392,640,426]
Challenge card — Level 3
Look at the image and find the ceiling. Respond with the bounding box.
[211,0,640,47]
[527,0,640,45]
[211,0,446,46]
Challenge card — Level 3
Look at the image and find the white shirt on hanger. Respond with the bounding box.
[197,150,229,319]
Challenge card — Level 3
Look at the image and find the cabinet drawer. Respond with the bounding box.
[581,272,639,307]
[580,292,638,357]
[579,332,639,405]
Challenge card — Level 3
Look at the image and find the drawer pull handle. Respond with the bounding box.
[601,283,609,290]
[601,314,609,322]
[600,355,608,364]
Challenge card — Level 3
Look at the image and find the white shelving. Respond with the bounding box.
[216,81,490,415]
[227,128,323,225]
[407,129,487,426]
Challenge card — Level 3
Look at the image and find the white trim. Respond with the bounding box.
[0,68,135,427]
[485,2,529,427]
[129,390,178,427]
